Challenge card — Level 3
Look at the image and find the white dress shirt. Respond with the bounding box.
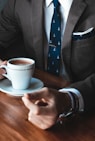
[44,0,84,112]
[44,0,73,42]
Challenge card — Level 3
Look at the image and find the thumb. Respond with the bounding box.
[22,96,38,114]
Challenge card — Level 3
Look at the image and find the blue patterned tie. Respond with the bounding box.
[47,0,61,76]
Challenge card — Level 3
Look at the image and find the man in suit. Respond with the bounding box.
[0,0,95,129]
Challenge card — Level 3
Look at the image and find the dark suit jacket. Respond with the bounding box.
[0,0,95,112]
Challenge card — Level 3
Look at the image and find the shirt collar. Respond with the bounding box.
[45,0,52,7]
[45,0,73,8]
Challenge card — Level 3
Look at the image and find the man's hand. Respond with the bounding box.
[22,87,71,130]
[0,60,7,80]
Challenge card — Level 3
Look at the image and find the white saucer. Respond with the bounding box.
[0,77,44,96]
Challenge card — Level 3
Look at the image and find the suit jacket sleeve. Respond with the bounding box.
[69,73,95,112]
[0,0,20,49]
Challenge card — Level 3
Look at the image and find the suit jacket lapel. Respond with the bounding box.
[27,0,87,74]
[62,0,87,78]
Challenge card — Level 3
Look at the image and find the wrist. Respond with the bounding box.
[57,91,79,124]
[57,91,73,115]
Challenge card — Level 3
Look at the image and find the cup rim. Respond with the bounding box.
[7,57,35,70]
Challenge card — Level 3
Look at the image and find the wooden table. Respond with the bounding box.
[0,69,95,141]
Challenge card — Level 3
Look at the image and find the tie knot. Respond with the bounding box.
[53,0,59,8]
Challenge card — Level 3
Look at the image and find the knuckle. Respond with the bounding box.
[34,108,40,115]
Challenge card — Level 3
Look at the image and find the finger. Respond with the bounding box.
[0,60,7,77]
[0,60,7,65]
[22,96,50,115]
[0,75,5,80]
[27,114,48,130]
[22,96,39,113]
[28,111,57,129]
[35,99,48,106]
[0,67,6,80]
[0,68,6,74]
[24,87,50,100]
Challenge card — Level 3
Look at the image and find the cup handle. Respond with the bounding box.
[0,65,10,80]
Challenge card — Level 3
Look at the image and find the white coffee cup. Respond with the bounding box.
[0,57,35,90]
